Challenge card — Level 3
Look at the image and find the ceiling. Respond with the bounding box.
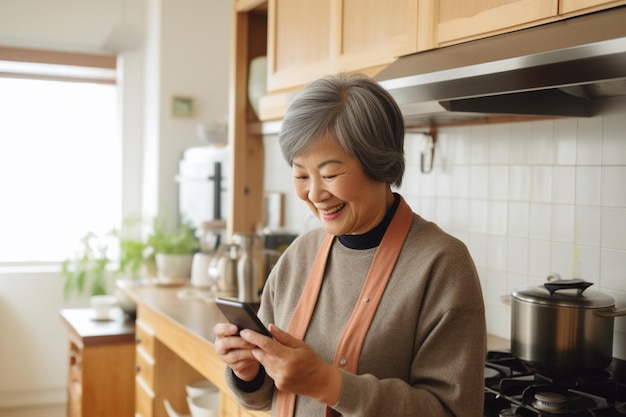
[0,0,146,53]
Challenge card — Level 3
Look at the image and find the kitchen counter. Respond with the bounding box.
[487,334,510,351]
[118,280,268,417]
[119,280,510,416]
[60,308,136,416]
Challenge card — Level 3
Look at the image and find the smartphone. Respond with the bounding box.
[215,297,271,337]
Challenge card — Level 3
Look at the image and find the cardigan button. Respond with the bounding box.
[363,297,370,303]
[339,358,347,366]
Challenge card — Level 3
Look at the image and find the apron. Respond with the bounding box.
[275,197,413,417]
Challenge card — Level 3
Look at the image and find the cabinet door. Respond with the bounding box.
[267,0,333,92]
[560,0,626,14]
[434,0,558,46]
[335,0,419,72]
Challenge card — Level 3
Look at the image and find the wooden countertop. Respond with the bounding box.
[117,280,226,344]
[60,307,135,347]
[487,334,510,351]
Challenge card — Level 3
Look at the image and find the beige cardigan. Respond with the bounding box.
[226,210,487,417]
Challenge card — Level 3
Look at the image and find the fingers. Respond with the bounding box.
[214,322,239,339]
[213,322,263,382]
[267,324,300,347]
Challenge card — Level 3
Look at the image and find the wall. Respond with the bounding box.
[0,0,232,411]
[264,95,626,359]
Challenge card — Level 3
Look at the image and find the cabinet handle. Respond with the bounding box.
[135,365,141,373]
[135,337,141,344]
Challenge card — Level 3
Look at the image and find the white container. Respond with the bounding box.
[190,253,214,288]
[185,379,217,398]
[187,391,219,417]
[90,295,118,320]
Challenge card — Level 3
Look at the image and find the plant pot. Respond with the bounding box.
[114,281,137,318]
[155,253,193,283]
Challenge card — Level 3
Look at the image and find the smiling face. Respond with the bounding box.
[292,135,394,236]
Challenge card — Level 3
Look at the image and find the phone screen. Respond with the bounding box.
[215,297,271,337]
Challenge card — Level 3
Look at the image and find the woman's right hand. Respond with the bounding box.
[213,322,262,381]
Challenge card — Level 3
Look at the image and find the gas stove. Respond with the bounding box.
[484,351,626,417]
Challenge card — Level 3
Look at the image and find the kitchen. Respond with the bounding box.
[1,0,626,416]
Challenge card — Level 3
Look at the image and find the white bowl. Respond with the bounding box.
[186,392,219,417]
[185,379,217,398]
[90,295,117,320]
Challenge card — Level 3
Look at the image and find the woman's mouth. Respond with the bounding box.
[320,203,345,218]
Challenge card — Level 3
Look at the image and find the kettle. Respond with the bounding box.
[207,243,239,297]
[232,233,264,303]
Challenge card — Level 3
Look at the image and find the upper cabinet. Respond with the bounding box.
[559,0,626,15]
[257,0,626,121]
[265,0,420,94]
[335,0,420,73]
[266,0,333,93]
[433,0,559,46]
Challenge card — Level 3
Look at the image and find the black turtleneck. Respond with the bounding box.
[338,193,401,250]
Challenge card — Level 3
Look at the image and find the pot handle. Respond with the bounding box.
[543,278,593,296]
[596,307,626,318]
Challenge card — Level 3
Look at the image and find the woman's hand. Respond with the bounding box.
[240,324,342,406]
[213,322,262,382]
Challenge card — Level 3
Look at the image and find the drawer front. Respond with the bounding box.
[135,320,155,357]
[135,348,155,388]
[135,378,154,417]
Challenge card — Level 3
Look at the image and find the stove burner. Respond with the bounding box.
[485,366,502,379]
[484,352,626,417]
[532,392,568,412]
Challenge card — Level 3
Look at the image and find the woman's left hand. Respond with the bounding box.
[239,324,342,406]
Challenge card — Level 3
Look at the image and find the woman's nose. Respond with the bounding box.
[308,179,328,202]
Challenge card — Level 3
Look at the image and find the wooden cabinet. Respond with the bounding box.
[60,308,135,417]
[266,0,332,92]
[433,0,559,46]
[118,282,269,417]
[559,0,626,15]
[265,0,421,94]
[335,0,420,73]
[135,320,156,417]
[430,0,626,47]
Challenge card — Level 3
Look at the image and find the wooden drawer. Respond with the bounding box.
[135,320,155,357]
[136,348,155,388]
[135,377,154,417]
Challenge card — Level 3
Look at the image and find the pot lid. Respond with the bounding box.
[512,278,615,308]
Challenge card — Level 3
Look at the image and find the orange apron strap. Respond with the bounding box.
[276,198,413,417]
[324,199,412,417]
[275,234,334,417]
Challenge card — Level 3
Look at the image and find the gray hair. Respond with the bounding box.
[278,73,405,187]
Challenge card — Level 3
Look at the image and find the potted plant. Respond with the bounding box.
[62,217,154,317]
[61,231,113,300]
[146,217,200,283]
[114,215,156,279]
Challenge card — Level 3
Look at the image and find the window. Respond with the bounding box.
[0,48,120,263]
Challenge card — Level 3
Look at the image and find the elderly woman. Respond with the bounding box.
[214,73,486,417]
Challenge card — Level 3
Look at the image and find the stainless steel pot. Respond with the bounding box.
[511,277,626,374]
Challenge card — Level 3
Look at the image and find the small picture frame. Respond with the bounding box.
[171,96,195,117]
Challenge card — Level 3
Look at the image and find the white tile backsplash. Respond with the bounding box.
[602,166,626,207]
[263,96,626,359]
[554,119,577,165]
[575,166,602,205]
[601,207,626,249]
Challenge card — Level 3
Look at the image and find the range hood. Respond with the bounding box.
[375,7,626,128]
